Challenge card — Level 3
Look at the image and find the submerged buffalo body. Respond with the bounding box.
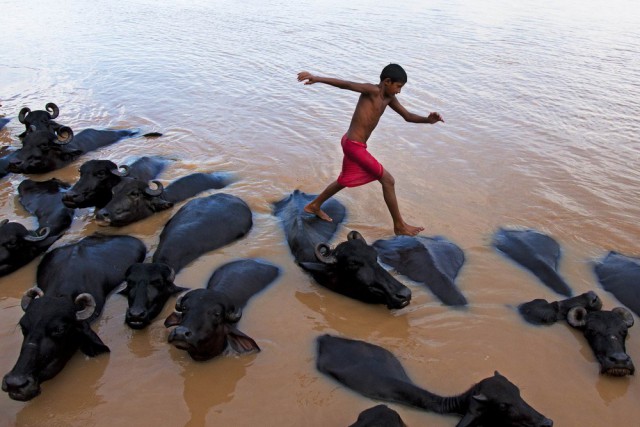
[121,193,252,329]
[493,228,572,296]
[95,172,234,226]
[7,128,137,175]
[567,305,635,376]
[373,235,467,306]
[0,179,74,277]
[273,191,410,309]
[594,251,640,317]
[518,291,603,325]
[63,156,167,209]
[317,335,553,427]
[349,405,406,427]
[0,117,10,130]
[1,234,146,401]
[165,259,280,361]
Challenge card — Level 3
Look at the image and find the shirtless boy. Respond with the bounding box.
[298,64,444,236]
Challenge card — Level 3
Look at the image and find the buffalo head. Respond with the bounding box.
[95,179,172,226]
[120,262,187,329]
[1,287,108,401]
[63,160,129,209]
[300,231,411,309]
[18,103,65,136]
[567,306,635,376]
[518,291,603,325]
[458,371,553,427]
[8,128,77,174]
[164,288,257,361]
[0,220,50,276]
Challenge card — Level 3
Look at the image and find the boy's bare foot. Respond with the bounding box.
[394,222,424,236]
[304,204,333,222]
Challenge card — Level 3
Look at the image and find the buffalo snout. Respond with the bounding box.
[2,372,40,401]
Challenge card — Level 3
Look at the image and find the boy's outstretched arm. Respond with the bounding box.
[297,71,378,95]
[389,97,444,124]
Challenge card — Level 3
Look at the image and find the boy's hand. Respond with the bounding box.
[427,112,444,124]
[297,71,317,85]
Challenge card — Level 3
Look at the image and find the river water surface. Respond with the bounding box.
[1,0,639,425]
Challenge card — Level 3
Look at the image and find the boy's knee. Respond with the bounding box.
[380,172,395,187]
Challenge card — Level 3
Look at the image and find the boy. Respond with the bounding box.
[298,64,444,236]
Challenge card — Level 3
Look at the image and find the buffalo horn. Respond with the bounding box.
[21,287,44,311]
[54,126,74,144]
[315,243,337,264]
[23,227,50,242]
[144,180,164,196]
[45,102,59,119]
[225,306,243,323]
[347,230,366,243]
[567,306,588,328]
[75,293,97,321]
[110,164,130,177]
[0,219,8,227]
[612,307,635,328]
[175,293,186,311]
[166,266,176,283]
[18,107,31,124]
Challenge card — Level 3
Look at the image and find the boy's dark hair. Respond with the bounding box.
[380,64,407,83]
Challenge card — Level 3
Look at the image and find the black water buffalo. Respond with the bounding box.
[1,234,146,401]
[518,291,603,325]
[6,128,141,175]
[349,405,406,427]
[95,172,234,226]
[62,156,168,209]
[594,251,640,317]
[493,228,572,296]
[0,117,9,130]
[17,103,70,138]
[567,305,635,376]
[317,335,553,427]
[373,235,467,306]
[273,191,410,309]
[165,259,280,361]
[0,179,74,277]
[121,193,252,329]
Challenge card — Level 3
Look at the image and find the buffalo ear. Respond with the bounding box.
[78,323,110,357]
[298,261,328,272]
[169,285,189,295]
[60,148,83,160]
[164,312,182,327]
[226,326,260,355]
[456,393,488,427]
[150,198,173,212]
[115,280,129,295]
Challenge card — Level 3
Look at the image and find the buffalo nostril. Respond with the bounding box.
[128,308,147,319]
[97,210,110,219]
[3,374,29,389]
[610,353,631,364]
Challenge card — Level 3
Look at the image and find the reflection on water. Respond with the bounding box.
[1,0,640,425]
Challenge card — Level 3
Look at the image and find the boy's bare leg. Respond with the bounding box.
[304,180,345,222]
[379,170,424,236]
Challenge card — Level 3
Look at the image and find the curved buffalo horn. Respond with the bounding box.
[613,307,635,328]
[54,126,74,144]
[110,164,130,177]
[315,243,337,264]
[21,286,44,311]
[347,230,366,243]
[175,293,186,311]
[166,266,176,283]
[225,305,243,323]
[0,219,8,227]
[567,306,588,328]
[75,293,97,321]
[18,107,31,124]
[23,227,50,242]
[144,180,164,196]
[45,102,59,119]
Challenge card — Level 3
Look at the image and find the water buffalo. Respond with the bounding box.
[121,193,253,329]
[94,172,234,226]
[373,235,467,306]
[0,117,9,130]
[17,103,69,138]
[316,334,553,427]
[1,234,146,401]
[349,405,406,427]
[6,128,143,175]
[518,291,602,325]
[165,259,280,361]
[273,191,410,309]
[493,228,572,296]
[62,156,168,209]
[567,305,635,376]
[594,251,640,317]
[0,179,74,277]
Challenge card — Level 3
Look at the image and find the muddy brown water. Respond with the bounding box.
[1,0,640,425]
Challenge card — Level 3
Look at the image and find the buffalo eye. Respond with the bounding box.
[129,190,141,198]
[50,324,68,337]
[95,170,107,178]
[5,238,18,249]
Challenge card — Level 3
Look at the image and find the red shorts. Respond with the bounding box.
[337,134,384,187]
